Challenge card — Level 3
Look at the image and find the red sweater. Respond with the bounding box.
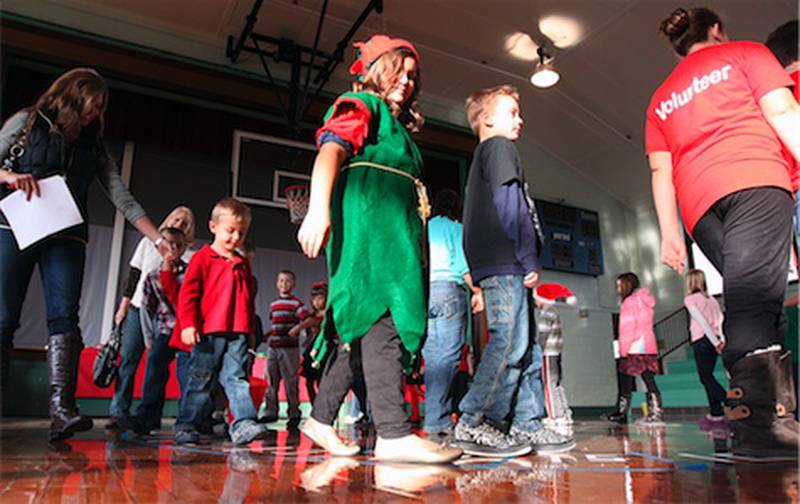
[177,244,255,337]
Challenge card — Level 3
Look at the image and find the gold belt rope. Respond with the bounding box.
[343,161,431,223]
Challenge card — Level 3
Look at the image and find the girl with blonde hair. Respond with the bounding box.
[684,269,727,429]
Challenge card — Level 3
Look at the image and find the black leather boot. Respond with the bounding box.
[726,350,799,457]
[605,394,630,424]
[48,332,93,441]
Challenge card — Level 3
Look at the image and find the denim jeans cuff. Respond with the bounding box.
[458,412,481,427]
[423,420,454,433]
[231,416,258,432]
[511,419,543,433]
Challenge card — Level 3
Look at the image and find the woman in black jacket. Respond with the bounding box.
[0,68,171,441]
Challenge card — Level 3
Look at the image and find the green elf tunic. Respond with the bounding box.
[311,91,426,370]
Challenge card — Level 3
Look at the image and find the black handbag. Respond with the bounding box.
[93,324,122,388]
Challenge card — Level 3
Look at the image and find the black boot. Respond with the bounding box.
[726,351,799,457]
[48,332,93,441]
[600,395,621,421]
[605,394,630,424]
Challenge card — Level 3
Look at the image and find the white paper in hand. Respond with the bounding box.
[0,175,83,249]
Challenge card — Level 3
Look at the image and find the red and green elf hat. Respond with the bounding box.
[348,34,420,77]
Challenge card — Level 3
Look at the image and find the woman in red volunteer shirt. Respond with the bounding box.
[646,7,800,457]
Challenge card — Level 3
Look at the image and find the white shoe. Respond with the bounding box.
[301,417,360,456]
[374,463,460,493]
[374,434,462,463]
[300,457,360,492]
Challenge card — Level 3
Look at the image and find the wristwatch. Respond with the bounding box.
[154,236,165,247]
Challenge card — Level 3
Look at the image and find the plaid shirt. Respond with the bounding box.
[537,305,563,356]
[142,261,186,337]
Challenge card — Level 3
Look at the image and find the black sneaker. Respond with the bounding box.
[175,429,200,445]
[118,415,152,436]
[451,422,532,458]
[509,426,576,454]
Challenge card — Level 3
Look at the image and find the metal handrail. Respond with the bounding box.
[654,307,691,373]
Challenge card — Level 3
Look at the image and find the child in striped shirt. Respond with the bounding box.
[534,283,576,428]
[261,270,309,427]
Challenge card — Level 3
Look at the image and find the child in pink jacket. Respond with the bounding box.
[606,273,663,425]
[684,269,727,428]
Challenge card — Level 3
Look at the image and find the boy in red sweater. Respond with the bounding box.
[174,197,266,445]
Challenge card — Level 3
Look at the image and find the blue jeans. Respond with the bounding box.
[422,281,468,432]
[110,306,145,417]
[132,333,179,429]
[458,275,545,432]
[176,333,256,433]
[0,230,85,349]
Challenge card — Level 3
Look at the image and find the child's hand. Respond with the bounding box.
[716,341,726,354]
[471,290,484,314]
[181,327,200,346]
[161,254,176,271]
[297,209,331,258]
[523,271,540,289]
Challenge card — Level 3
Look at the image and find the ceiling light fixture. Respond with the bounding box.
[530,46,559,88]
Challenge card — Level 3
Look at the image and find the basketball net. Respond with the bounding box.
[284,184,310,224]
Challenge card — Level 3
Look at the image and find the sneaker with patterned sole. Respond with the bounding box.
[451,422,532,458]
[230,420,268,446]
[510,426,575,454]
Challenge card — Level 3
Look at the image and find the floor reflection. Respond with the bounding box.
[0,418,796,503]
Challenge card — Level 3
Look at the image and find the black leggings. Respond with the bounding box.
[619,371,659,396]
[692,187,793,369]
[692,338,727,417]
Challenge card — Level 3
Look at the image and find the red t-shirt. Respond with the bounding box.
[177,244,255,336]
[645,41,793,234]
[787,66,799,191]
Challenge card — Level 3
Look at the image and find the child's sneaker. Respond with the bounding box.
[509,426,575,454]
[118,415,155,436]
[175,429,200,445]
[451,421,532,458]
[230,420,268,446]
[698,414,727,430]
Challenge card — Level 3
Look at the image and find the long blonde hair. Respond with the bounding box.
[159,206,196,246]
[352,48,424,132]
[26,68,109,143]
[686,269,708,297]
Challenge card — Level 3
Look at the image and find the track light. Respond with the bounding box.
[530,46,559,88]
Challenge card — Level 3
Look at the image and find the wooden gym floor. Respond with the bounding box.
[0,417,797,503]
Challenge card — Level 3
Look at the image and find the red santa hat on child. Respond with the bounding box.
[348,34,420,77]
[534,283,577,305]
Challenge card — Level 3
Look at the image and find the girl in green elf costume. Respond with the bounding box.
[297,34,462,463]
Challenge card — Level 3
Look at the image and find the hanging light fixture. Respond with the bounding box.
[530,46,559,88]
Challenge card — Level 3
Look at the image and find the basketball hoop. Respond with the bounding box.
[284,184,310,224]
